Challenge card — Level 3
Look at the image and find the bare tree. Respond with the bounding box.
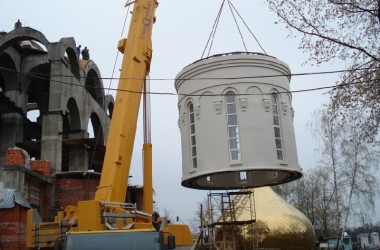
[265,0,380,140]
[276,108,380,236]
[275,166,338,235]
[308,109,346,231]
[338,110,380,232]
[187,197,211,235]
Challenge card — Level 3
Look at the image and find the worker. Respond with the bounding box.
[81,46,89,60]
[152,211,161,231]
[76,45,81,58]
[14,19,22,29]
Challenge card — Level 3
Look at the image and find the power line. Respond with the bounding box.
[0,65,370,81]
[0,65,375,96]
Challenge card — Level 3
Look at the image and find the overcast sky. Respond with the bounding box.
[1,0,378,226]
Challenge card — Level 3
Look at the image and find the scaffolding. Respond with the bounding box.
[201,190,258,250]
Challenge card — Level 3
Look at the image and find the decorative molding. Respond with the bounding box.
[282,102,288,115]
[239,98,247,112]
[263,98,271,112]
[291,107,295,120]
[195,106,200,120]
[279,161,288,166]
[214,101,222,114]
[180,112,186,126]
[177,118,181,130]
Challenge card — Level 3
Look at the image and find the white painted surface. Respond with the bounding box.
[176,53,302,189]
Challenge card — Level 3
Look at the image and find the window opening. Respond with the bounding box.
[188,103,197,168]
[239,171,247,181]
[272,94,283,160]
[226,92,241,161]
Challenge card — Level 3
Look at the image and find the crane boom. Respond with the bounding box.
[27,1,193,248]
[95,0,157,205]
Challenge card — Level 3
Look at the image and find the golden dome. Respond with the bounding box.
[234,186,316,250]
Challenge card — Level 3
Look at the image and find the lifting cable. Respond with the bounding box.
[227,0,248,53]
[88,1,132,172]
[202,0,226,58]
[202,0,267,59]
[228,1,267,55]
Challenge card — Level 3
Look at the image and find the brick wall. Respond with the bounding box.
[40,184,52,221]
[54,174,100,211]
[126,186,144,211]
[5,149,26,167]
[30,161,50,177]
[0,205,28,250]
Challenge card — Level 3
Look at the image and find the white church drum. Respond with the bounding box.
[175,52,302,190]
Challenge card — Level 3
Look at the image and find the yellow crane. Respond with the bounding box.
[26,0,193,249]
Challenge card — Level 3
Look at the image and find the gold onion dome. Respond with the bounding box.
[235,186,316,250]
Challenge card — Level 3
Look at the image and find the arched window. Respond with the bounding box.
[188,102,197,168]
[226,92,241,161]
[272,94,283,160]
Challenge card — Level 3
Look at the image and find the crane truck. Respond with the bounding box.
[26,0,193,249]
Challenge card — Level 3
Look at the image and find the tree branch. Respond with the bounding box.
[328,0,378,18]
[271,4,380,63]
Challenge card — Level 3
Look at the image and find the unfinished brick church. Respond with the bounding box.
[0,26,120,250]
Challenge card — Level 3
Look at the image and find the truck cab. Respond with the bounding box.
[63,230,175,250]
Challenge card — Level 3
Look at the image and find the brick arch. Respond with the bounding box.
[0,27,50,54]
[0,28,81,82]
[89,112,105,145]
[0,51,18,92]
[58,37,80,80]
[66,97,81,133]
[104,95,114,118]
[25,63,51,109]
[83,61,105,107]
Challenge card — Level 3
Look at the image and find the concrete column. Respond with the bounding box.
[69,131,89,172]
[0,166,25,192]
[48,61,65,111]
[0,113,24,163]
[41,58,66,173]
[0,90,27,166]
[41,113,62,173]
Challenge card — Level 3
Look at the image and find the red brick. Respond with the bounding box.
[40,185,52,221]
[0,205,28,250]
[30,160,50,176]
[54,177,99,211]
[5,149,26,167]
